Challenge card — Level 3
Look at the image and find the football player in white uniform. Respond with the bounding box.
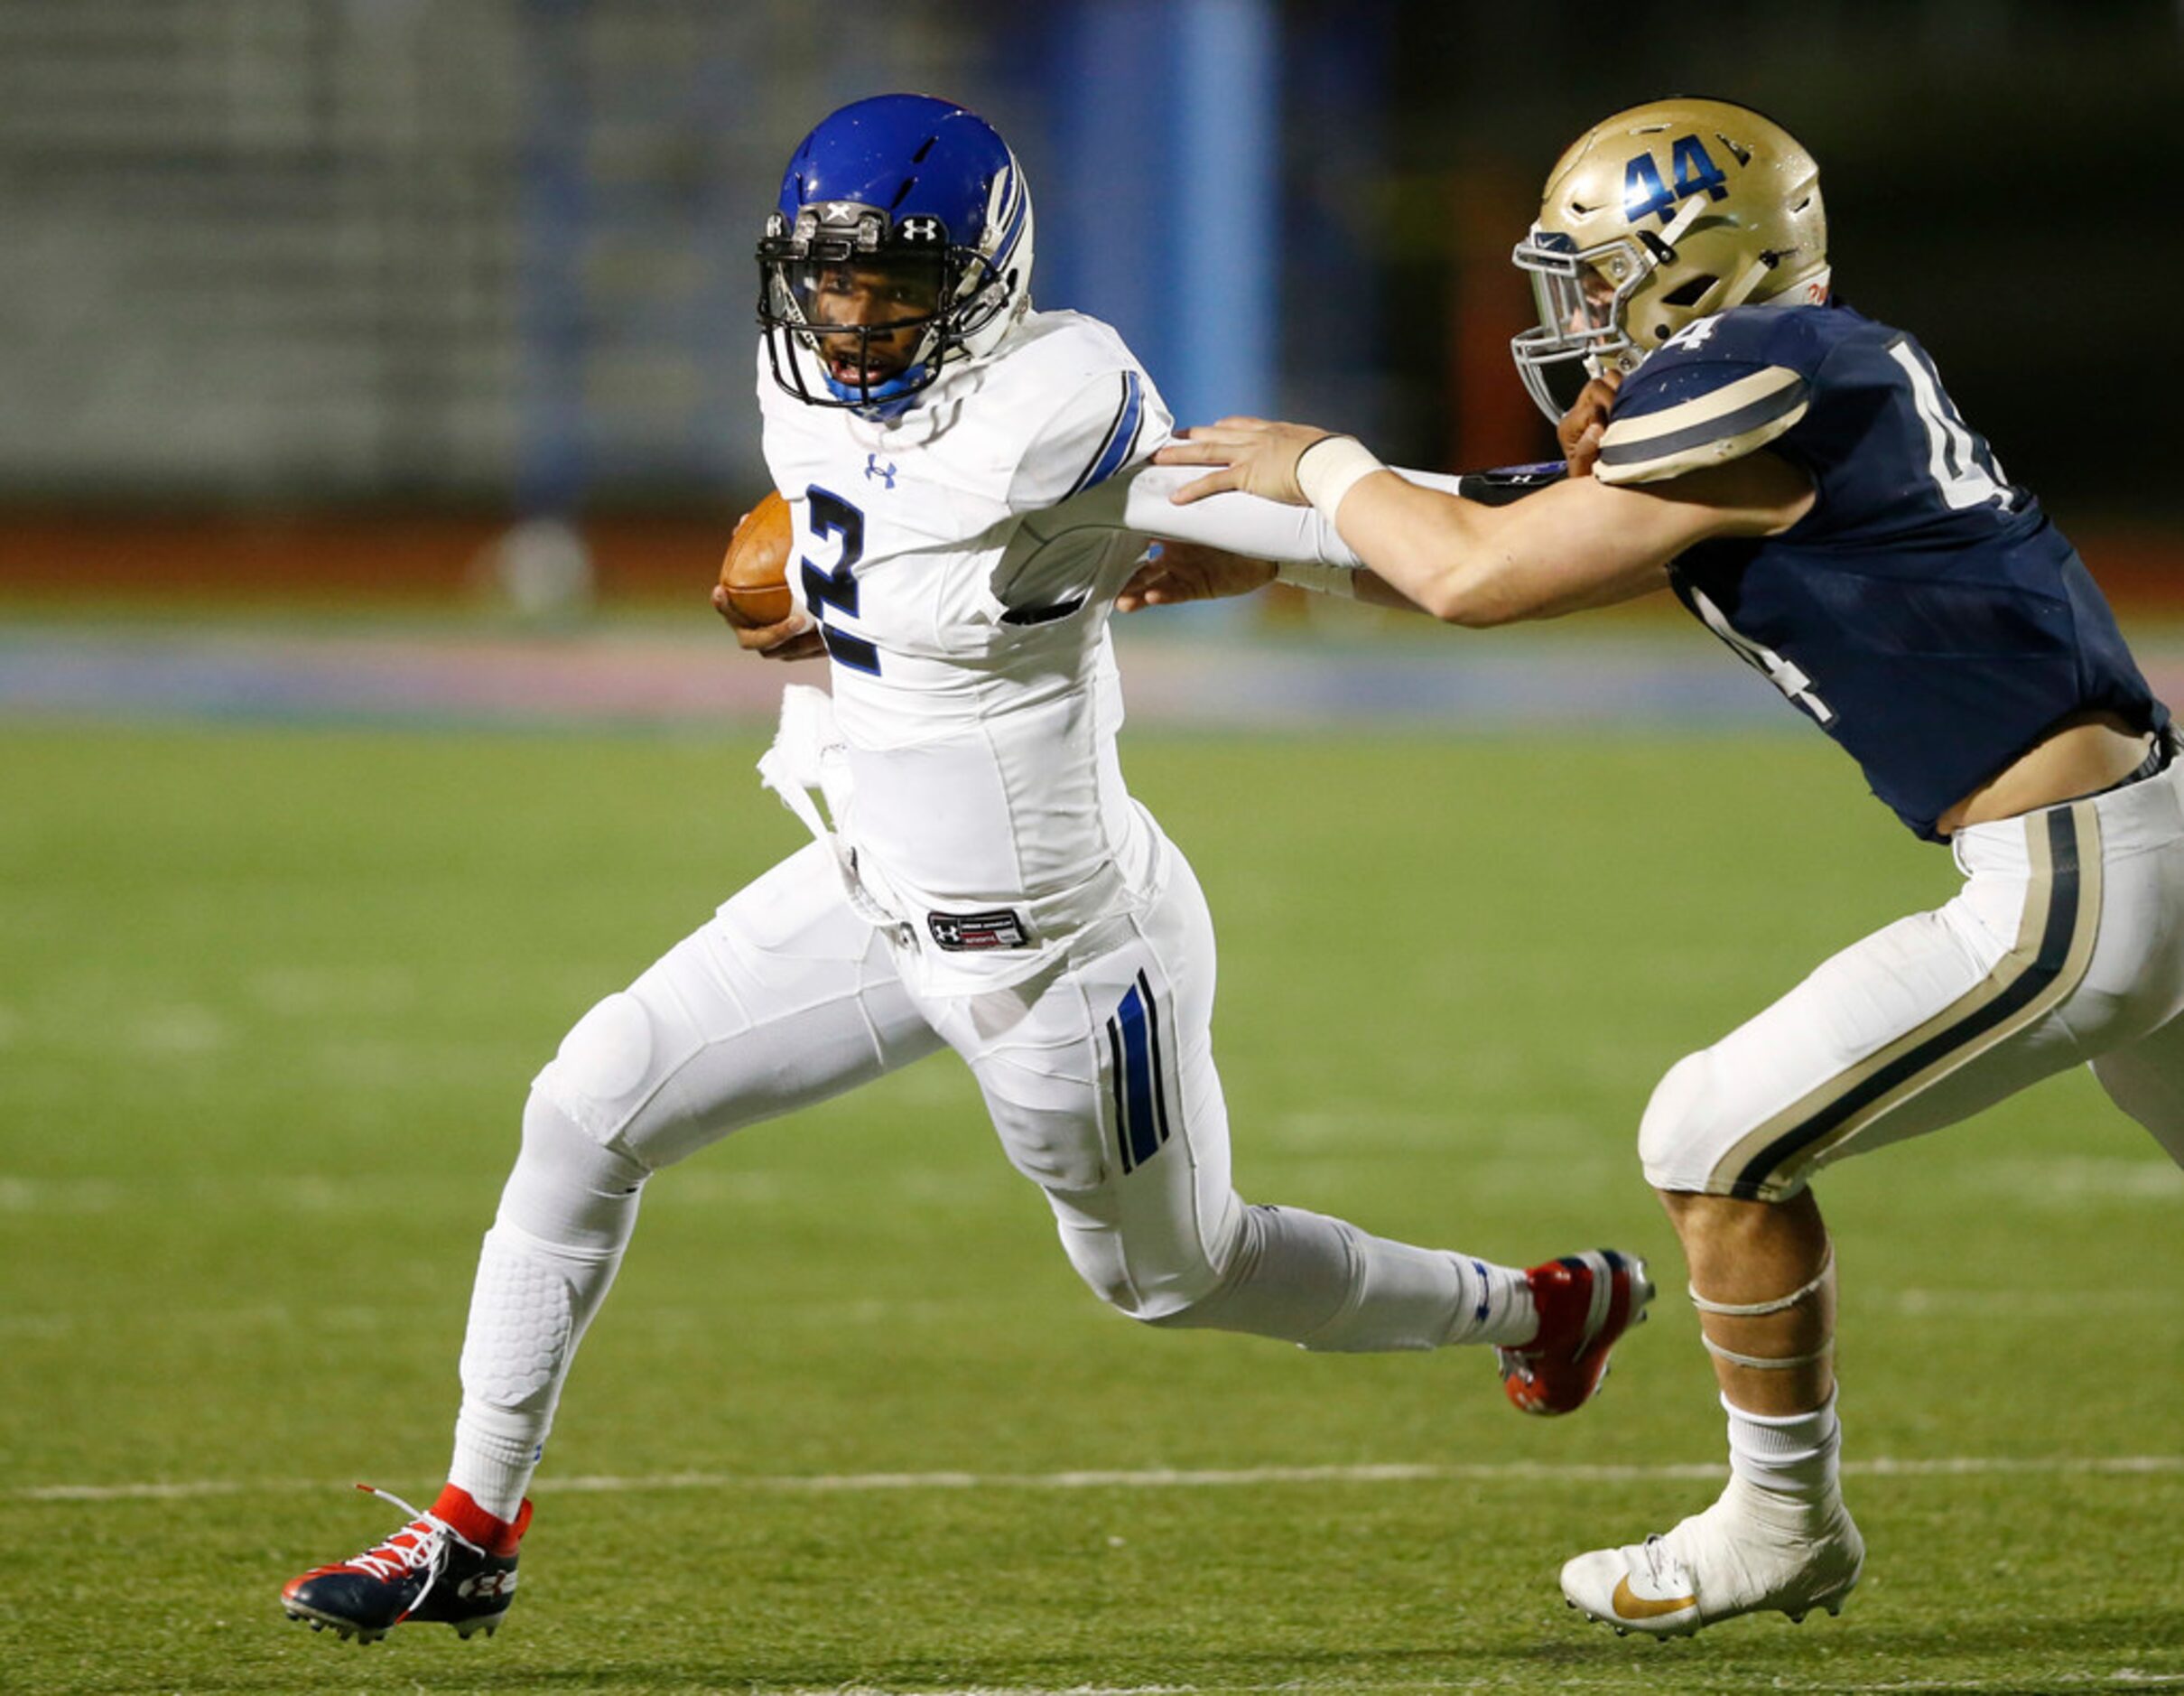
[1134,98,2184,1641]
[277,94,1651,1645]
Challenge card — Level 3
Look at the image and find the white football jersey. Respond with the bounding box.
[759,310,1363,977]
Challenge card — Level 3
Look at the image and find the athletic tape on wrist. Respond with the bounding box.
[1294,434,1388,523]
[1273,559,1359,598]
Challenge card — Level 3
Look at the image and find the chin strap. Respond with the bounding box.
[1690,1245,1835,1370]
[1717,256,1779,312]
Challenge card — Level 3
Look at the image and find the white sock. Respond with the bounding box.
[1724,1390,1841,1505]
[1449,1255,1533,1347]
[449,1406,543,1524]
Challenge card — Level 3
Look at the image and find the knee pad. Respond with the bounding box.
[497,1086,648,1254]
[1049,1194,1231,1324]
[534,991,658,1146]
[463,1095,647,1415]
[1638,1049,1722,1188]
[1057,1225,1152,1318]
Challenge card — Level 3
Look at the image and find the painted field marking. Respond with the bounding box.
[750,1682,2184,1696]
[14,1453,2184,1504]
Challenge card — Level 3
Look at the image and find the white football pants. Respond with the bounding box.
[449,824,1514,1504]
[1640,753,2184,1199]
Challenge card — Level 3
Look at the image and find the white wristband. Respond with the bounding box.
[1272,560,1359,598]
[1294,434,1388,523]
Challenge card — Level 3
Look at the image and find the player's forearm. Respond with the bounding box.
[1352,567,1432,615]
[1113,461,1470,569]
[1334,473,1672,626]
[1331,476,1542,626]
[1324,466,1537,616]
[1118,465,1351,564]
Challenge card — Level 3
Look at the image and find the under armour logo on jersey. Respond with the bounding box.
[897,215,943,244]
[928,908,1027,951]
[864,454,897,489]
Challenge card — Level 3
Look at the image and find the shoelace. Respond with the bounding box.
[1635,1532,1693,1593]
[340,1483,484,1617]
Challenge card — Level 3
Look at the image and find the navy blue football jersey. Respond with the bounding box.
[1594,300,2167,840]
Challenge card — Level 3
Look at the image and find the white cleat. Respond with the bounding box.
[1560,1476,1863,1639]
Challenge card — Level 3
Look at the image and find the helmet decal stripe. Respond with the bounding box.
[990,162,1027,261]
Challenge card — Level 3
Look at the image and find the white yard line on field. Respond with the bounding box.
[12,1453,2184,1504]
[633,1675,2184,1696]
[771,1688,1198,1696]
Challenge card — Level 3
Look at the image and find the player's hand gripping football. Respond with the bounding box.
[1152,418,1336,507]
[1557,368,1622,479]
[713,490,822,660]
[1117,541,1277,611]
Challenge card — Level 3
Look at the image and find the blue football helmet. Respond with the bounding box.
[758,93,1036,415]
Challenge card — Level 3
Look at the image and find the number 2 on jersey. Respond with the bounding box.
[801,486,880,675]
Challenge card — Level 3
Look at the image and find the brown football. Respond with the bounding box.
[717,490,795,627]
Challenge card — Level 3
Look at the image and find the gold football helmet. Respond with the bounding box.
[1510,98,1831,422]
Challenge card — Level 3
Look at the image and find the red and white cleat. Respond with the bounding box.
[280,1483,531,1645]
[1497,1248,1653,1416]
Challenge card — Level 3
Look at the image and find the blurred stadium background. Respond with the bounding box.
[1,0,2178,632]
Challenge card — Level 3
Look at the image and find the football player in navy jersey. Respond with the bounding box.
[1137,97,2184,1638]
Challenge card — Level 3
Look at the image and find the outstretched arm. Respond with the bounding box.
[1108,461,1483,616]
[1111,461,1358,564]
[1153,418,1813,627]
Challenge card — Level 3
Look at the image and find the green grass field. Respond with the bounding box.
[4,719,2180,1694]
